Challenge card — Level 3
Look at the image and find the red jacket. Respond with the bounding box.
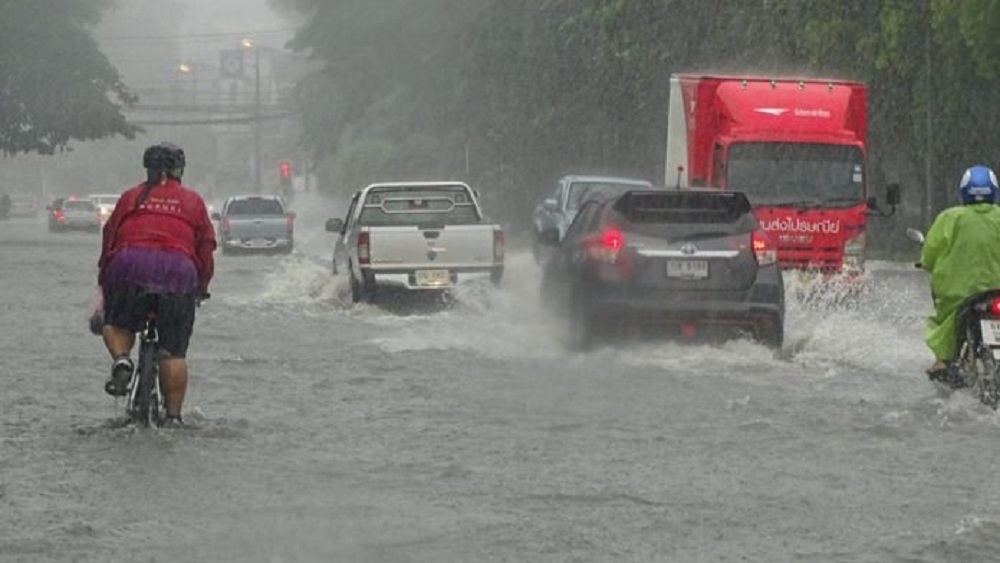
[99,179,216,292]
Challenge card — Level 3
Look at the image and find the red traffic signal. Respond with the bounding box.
[279,161,292,186]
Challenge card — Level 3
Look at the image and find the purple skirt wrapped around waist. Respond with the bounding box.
[103,247,198,293]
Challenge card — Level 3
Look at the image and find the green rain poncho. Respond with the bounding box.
[921,203,1000,361]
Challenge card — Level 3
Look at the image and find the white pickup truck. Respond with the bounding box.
[325,182,505,302]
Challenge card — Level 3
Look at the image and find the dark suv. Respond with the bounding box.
[539,189,784,350]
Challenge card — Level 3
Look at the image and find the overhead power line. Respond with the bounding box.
[98,27,297,43]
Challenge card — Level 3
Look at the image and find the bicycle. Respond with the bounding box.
[125,306,163,427]
[121,292,209,428]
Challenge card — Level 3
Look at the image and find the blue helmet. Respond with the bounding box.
[959,165,999,204]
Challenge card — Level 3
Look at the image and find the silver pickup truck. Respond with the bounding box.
[325,182,505,303]
[212,195,295,255]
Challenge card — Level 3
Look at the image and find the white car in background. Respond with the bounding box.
[89,193,120,227]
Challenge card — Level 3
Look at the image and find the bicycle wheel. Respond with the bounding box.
[133,340,161,427]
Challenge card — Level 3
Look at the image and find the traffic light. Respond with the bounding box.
[279,160,292,187]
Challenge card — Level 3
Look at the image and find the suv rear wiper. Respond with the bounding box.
[670,230,736,243]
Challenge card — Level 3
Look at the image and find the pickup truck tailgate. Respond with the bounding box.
[367,225,498,268]
[227,216,288,241]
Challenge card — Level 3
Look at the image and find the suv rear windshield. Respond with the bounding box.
[227,198,284,215]
[64,200,95,211]
[611,191,758,238]
[359,187,480,226]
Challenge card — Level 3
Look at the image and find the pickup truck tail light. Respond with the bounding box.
[584,226,632,281]
[493,230,505,262]
[752,229,776,266]
[286,213,295,234]
[221,217,231,235]
[358,231,371,265]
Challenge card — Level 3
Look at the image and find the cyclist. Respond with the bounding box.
[921,164,1000,380]
[98,142,216,425]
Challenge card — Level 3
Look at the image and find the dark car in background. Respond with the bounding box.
[539,189,784,350]
[532,175,654,262]
[7,194,41,218]
[47,197,100,233]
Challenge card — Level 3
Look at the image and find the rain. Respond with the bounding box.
[3,1,1000,561]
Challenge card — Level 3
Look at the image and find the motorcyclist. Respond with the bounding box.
[921,164,1000,379]
[98,142,216,426]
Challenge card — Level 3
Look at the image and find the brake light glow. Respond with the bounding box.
[585,226,632,281]
[52,210,66,223]
[493,229,505,262]
[990,298,1000,317]
[752,230,776,266]
[358,231,371,265]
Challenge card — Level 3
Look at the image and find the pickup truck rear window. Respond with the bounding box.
[226,199,284,215]
[359,188,480,226]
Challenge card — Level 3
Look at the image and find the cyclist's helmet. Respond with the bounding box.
[142,142,185,179]
[161,142,185,180]
[959,165,999,204]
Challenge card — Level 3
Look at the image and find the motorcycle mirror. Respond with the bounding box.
[906,227,925,244]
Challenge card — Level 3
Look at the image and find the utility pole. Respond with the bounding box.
[243,39,262,194]
[254,45,262,194]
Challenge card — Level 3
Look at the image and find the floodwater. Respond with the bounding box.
[2,197,1000,563]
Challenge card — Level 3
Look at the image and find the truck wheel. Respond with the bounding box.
[567,288,596,351]
[757,318,784,351]
[350,269,374,303]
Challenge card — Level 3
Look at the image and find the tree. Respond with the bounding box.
[0,0,138,155]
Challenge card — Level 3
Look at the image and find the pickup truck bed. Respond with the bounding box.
[327,182,504,302]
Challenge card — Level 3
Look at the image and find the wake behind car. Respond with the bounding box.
[47,197,100,233]
[212,195,295,255]
[533,175,654,261]
[539,189,784,350]
[325,181,505,303]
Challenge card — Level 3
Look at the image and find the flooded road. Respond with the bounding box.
[2,201,1000,562]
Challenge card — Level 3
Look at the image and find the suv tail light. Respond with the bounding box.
[493,229,505,262]
[358,231,371,265]
[221,217,231,234]
[585,227,632,281]
[752,229,777,266]
[286,213,295,234]
[989,298,1000,317]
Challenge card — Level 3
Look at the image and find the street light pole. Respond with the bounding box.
[253,45,262,194]
[243,39,262,194]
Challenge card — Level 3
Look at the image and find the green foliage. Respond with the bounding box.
[280,0,1000,243]
[0,0,138,155]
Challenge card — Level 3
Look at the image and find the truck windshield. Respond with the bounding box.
[359,188,480,226]
[726,143,864,207]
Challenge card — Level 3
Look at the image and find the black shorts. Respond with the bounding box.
[103,286,197,358]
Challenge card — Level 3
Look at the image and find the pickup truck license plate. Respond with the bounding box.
[666,260,708,279]
[415,269,450,286]
[981,320,1000,346]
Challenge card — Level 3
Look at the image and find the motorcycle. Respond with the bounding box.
[908,227,1000,408]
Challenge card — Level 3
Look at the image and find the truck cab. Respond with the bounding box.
[665,75,899,279]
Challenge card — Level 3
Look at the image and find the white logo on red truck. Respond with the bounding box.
[761,218,841,234]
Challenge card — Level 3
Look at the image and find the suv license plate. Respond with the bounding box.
[981,320,1000,346]
[666,260,708,279]
[415,269,450,286]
